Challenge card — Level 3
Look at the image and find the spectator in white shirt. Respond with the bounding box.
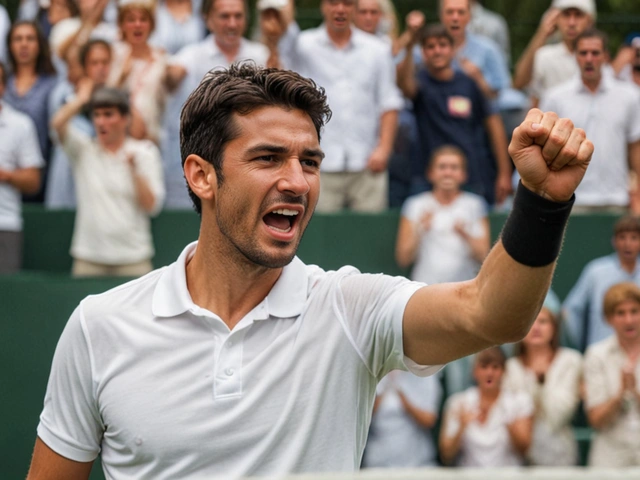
[503,290,582,466]
[584,282,640,466]
[265,0,403,212]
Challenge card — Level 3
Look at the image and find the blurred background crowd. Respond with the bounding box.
[1,0,640,471]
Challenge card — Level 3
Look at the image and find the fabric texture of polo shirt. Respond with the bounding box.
[540,74,640,208]
[0,101,44,231]
[563,253,640,350]
[62,127,165,264]
[37,242,439,478]
[584,335,640,466]
[530,42,578,100]
[287,26,404,172]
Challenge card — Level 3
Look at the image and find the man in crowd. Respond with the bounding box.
[27,63,593,479]
[396,23,511,207]
[540,29,640,213]
[514,0,595,106]
[268,0,403,212]
[564,216,640,351]
[51,86,164,276]
[163,0,270,209]
[0,61,43,274]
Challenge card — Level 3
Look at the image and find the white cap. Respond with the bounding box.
[257,0,288,11]
[551,0,596,17]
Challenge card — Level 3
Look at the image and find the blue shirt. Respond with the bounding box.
[5,74,57,162]
[563,253,640,350]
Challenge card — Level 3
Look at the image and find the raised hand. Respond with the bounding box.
[508,109,593,202]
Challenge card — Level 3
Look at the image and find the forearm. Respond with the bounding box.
[402,401,437,428]
[397,48,417,99]
[1,168,41,194]
[588,395,623,430]
[377,110,398,157]
[439,424,465,465]
[129,107,147,140]
[465,235,490,263]
[51,97,85,140]
[131,170,156,213]
[472,72,498,100]
[513,32,546,90]
[507,418,532,455]
[486,114,511,176]
[395,218,421,268]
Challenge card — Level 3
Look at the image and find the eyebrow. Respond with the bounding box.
[246,144,325,160]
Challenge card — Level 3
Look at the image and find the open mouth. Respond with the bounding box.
[263,208,299,234]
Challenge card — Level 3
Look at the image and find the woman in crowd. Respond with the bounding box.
[439,347,533,467]
[150,0,205,55]
[108,0,168,144]
[503,291,583,466]
[584,282,640,466]
[6,20,57,201]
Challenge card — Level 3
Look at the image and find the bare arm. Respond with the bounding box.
[51,78,94,143]
[397,390,437,428]
[611,46,635,76]
[56,0,109,61]
[127,155,157,213]
[506,416,533,455]
[366,110,398,173]
[26,437,93,480]
[439,407,474,465]
[454,217,490,263]
[587,391,624,430]
[128,105,148,141]
[0,167,40,194]
[458,58,497,99]
[628,140,640,214]
[395,216,421,268]
[513,8,560,90]
[395,10,424,100]
[484,113,513,204]
[164,65,187,92]
[403,110,593,366]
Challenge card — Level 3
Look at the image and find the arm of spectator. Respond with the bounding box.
[57,0,109,62]
[484,113,513,205]
[260,7,288,69]
[561,269,591,351]
[584,348,625,430]
[439,401,475,465]
[513,8,560,90]
[395,11,423,99]
[540,353,582,432]
[0,167,40,194]
[367,110,398,173]
[165,64,188,93]
[612,46,635,76]
[628,140,640,215]
[51,78,94,143]
[458,57,497,99]
[395,212,430,269]
[397,389,438,428]
[393,10,425,58]
[128,105,148,141]
[506,415,533,455]
[127,153,157,213]
[26,438,93,480]
[587,388,624,430]
[454,217,490,263]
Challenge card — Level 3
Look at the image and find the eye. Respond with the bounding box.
[301,159,319,169]
[257,155,276,162]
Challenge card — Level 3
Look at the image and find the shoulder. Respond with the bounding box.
[296,27,323,46]
[584,336,616,361]
[241,39,269,58]
[583,254,618,274]
[556,347,583,366]
[126,137,161,154]
[535,42,565,60]
[460,192,488,209]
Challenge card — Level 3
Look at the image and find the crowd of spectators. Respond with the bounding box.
[1,0,640,470]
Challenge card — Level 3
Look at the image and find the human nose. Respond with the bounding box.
[278,159,310,196]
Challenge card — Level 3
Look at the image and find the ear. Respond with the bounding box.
[184,154,217,205]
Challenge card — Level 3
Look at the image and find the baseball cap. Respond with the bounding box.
[257,0,288,10]
[551,0,596,17]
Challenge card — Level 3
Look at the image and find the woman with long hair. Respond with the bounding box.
[6,20,57,201]
[503,291,583,466]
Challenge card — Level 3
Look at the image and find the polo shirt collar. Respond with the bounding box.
[319,23,360,49]
[205,35,249,58]
[576,68,613,93]
[152,241,309,319]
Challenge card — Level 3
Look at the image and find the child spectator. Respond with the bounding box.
[503,290,582,466]
[439,347,533,467]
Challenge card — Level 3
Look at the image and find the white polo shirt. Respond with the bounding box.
[540,74,640,207]
[37,242,439,479]
[63,127,165,264]
[530,42,578,100]
[287,27,404,172]
[0,101,44,231]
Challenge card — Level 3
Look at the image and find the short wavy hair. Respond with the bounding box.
[180,62,332,214]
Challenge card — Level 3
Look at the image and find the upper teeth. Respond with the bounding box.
[272,209,299,216]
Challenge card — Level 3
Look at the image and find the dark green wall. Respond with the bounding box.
[2,208,618,478]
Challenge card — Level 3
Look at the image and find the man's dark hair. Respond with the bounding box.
[180,62,332,215]
[88,87,130,116]
[79,39,112,69]
[419,23,454,47]
[7,20,56,76]
[575,28,609,55]
[613,215,640,237]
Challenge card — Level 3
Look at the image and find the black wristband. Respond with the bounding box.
[500,182,574,267]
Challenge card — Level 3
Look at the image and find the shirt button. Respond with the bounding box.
[225,368,234,376]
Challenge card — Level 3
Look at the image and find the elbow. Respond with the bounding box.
[395,250,413,270]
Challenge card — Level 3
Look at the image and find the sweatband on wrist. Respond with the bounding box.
[500,182,574,267]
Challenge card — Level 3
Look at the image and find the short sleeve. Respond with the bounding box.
[37,304,103,462]
[335,272,440,379]
[400,194,426,223]
[376,46,404,113]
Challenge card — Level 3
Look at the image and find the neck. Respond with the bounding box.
[524,343,553,360]
[432,188,459,204]
[480,388,500,402]
[326,26,352,48]
[564,38,575,53]
[619,337,640,360]
[130,42,151,58]
[453,34,465,49]
[16,64,37,77]
[215,38,241,62]
[101,136,126,153]
[582,76,601,93]
[186,218,282,330]
[619,255,637,273]
[428,65,455,81]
